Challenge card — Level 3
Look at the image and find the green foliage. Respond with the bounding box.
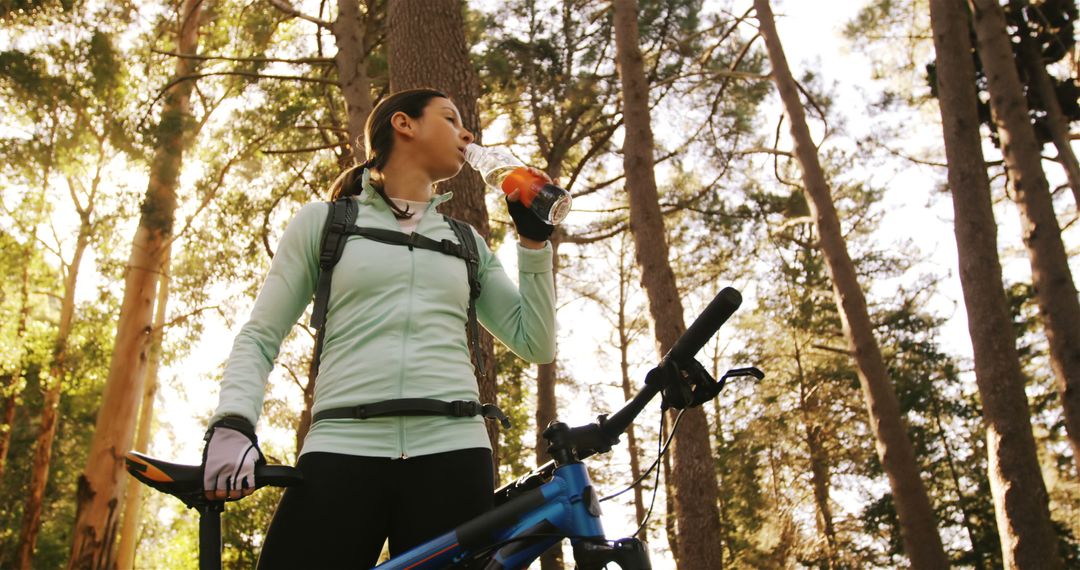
[874,297,1004,567]
[222,487,285,569]
[0,298,110,565]
[0,0,75,20]
[494,343,536,483]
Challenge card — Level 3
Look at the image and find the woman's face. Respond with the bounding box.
[411,97,474,181]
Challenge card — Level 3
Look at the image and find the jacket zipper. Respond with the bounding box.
[397,238,417,460]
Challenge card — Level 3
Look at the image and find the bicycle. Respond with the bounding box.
[125,286,761,569]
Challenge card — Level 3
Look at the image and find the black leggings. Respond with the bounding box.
[256,448,494,569]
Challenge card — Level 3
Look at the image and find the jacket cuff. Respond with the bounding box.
[516,241,553,273]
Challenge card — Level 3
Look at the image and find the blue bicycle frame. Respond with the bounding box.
[375,462,606,569]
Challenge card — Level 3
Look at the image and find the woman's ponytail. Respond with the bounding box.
[326,158,416,220]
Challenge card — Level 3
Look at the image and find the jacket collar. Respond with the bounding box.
[358,168,455,212]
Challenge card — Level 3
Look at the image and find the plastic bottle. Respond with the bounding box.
[464,143,572,225]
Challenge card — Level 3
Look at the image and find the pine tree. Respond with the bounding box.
[969,0,1080,482]
[68,1,205,565]
[929,0,1063,566]
[612,0,725,566]
[754,1,949,566]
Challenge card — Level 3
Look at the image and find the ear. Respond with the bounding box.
[390,111,415,139]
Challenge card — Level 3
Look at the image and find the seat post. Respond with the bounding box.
[198,501,225,570]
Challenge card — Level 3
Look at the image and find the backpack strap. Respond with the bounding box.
[306,203,487,396]
[344,226,468,258]
[445,216,487,389]
[308,197,357,379]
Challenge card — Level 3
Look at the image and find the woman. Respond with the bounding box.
[200,88,557,568]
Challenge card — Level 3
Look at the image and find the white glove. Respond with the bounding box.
[202,416,264,500]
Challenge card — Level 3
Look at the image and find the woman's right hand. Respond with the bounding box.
[202,415,265,500]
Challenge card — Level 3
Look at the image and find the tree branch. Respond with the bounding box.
[154,305,222,334]
[811,343,852,356]
[261,141,346,155]
[146,71,338,119]
[267,0,333,28]
[561,220,629,245]
[167,133,274,249]
[151,48,335,66]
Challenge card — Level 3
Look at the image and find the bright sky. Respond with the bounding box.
[24,0,1077,566]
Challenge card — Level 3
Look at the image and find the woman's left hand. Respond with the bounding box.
[506,167,555,247]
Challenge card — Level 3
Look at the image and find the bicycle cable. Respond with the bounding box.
[593,405,688,542]
[599,407,686,504]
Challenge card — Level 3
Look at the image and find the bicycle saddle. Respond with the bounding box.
[125,451,303,509]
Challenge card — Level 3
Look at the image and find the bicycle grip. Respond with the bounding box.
[255,464,304,488]
[663,287,742,363]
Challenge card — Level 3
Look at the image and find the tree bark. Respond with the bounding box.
[1011,0,1080,208]
[971,0,1080,481]
[296,369,316,453]
[386,0,500,458]
[67,2,202,567]
[17,210,92,569]
[928,1,1063,568]
[332,0,375,161]
[115,248,171,570]
[754,1,950,567]
[612,1,723,567]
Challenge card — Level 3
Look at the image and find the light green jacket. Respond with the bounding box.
[210,172,556,458]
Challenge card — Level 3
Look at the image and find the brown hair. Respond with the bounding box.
[328,88,450,219]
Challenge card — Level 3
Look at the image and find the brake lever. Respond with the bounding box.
[721,366,765,382]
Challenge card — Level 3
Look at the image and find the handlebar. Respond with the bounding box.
[496,287,757,504]
[602,287,743,439]
[125,451,303,510]
[663,287,742,364]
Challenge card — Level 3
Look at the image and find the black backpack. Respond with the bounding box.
[305,197,508,428]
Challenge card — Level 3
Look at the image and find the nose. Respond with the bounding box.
[462,129,474,145]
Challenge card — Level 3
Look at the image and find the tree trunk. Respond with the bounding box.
[795,343,837,566]
[332,0,375,162]
[754,1,949,567]
[115,248,171,570]
[612,1,723,567]
[928,1,1063,568]
[0,250,31,484]
[1011,0,1080,208]
[536,238,563,570]
[386,0,500,459]
[296,372,316,454]
[67,2,202,567]
[17,209,93,569]
[618,243,647,526]
[971,0,1080,481]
